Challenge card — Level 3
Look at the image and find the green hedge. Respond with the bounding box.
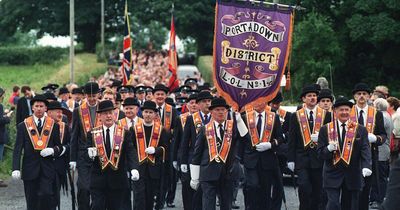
[0,47,67,65]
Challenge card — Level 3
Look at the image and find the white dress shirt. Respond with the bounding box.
[356,105,368,126]
[214,121,226,140]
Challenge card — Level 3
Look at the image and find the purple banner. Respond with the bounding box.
[213,1,294,110]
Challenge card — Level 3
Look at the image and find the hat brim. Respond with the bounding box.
[123,103,140,107]
[140,106,158,112]
[96,106,115,113]
[196,96,213,103]
[352,89,371,95]
[209,104,230,110]
[333,102,353,108]
[152,88,168,94]
[30,99,49,106]
[300,90,319,98]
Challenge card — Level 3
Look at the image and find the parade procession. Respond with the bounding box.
[0,0,400,210]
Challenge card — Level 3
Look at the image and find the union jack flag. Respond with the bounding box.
[120,1,132,85]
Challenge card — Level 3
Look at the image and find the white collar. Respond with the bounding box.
[103,123,115,132]
[356,105,368,113]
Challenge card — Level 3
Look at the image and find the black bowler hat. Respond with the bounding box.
[59,87,69,95]
[41,84,59,92]
[141,101,158,112]
[196,91,213,103]
[352,83,371,95]
[122,97,140,107]
[84,82,100,94]
[270,92,283,104]
[209,97,230,110]
[188,93,198,102]
[300,84,319,98]
[333,96,353,108]
[72,87,83,94]
[47,101,64,110]
[44,92,57,101]
[165,97,176,107]
[317,89,334,102]
[152,84,169,94]
[96,100,115,113]
[30,94,49,106]
[111,80,122,88]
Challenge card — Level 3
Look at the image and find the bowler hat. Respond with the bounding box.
[352,83,371,95]
[188,93,198,102]
[30,94,49,106]
[84,82,100,94]
[122,97,140,107]
[209,97,230,110]
[300,84,319,98]
[270,92,283,104]
[141,101,158,112]
[47,101,64,110]
[333,96,353,108]
[152,84,169,94]
[72,87,83,94]
[44,92,57,101]
[96,100,115,113]
[317,89,334,102]
[59,87,69,95]
[196,91,213,103]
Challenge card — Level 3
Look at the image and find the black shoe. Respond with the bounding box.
[167,202,175,208]
[232,201,240,209]
[370,201,381,209]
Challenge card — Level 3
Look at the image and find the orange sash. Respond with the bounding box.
[205,120,234,163]
[328,121,358,166]
[24,116,55,151]
[296,107,325,148]
[163,104,173,131]
[59,122,66,144]
[180,112,190,129]
[91,125,125,170]
[246,110,275,146]
[79,101,101,134]
[192,112,205,134]
[350,106,376,133]
[134,121,162,164]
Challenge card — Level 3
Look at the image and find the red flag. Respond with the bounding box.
[120,1,133,85]
[168,14,179,92]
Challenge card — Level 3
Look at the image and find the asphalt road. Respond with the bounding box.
[0,177,300,210]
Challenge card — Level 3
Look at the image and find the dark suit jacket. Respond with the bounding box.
[161,104,177,162]
[239,114,284,170]
[130,125,169,180]
[287,109,331,169]
[55,123,71,176]
[12,119,62,181]
[0,104,10,144]
[86,127,138,190]
[179,114,207,166]
[16,97,31,126]
[173,115,183,164]
[382,158,400,209]
[317,124,371,190]
[191,119,240,182]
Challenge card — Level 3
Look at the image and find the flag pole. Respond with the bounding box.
[69,0,75,83]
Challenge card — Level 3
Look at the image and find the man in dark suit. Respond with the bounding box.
[130,101,169,210]
[190,97,248,210]
[152,84,178,208]
[287,84,332,210]
[47,101,71,208]
[317,96,372,210]
[85,100,139,210]
[70,82,101,210]
[351,83,387,210]
[239,99,284,210]
[16,86,34,126]
[178,91,212,210]
[12,94,63,210]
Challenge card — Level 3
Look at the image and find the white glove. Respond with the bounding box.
[190,179,200,190]
[180,164,188,173]
[11,170,21,180]
[130,169,140,181]
[255,142,272,152]
[40,148,54,157]
[362,168,372,177]
[87,147,97,158]
[235,112,243,122]
[368,133,377,143]
[69,161,77,171]
[190,164,200,190]
[287,162,295,172]
[173,161,178,170]
[145,147,155,154]
[311,133,319,143]
[236,112,248,137]
[327,142,338,152]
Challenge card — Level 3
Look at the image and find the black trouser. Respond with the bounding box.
[155,160,176,209]
[121,180,133,210]
[297,168,323,210]
[325,183,359,210]
[24,177,57,210]
[91,187,125,210]
[133,173,160,210]
[245,163,280,210]
[371,160,390,203]
[181,170,202,210]
[77,166,91,210]
[201,179,233,210]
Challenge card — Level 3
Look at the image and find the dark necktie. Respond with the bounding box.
[131,119,135,127]
[105,128,111,157]
[358,110,364,126]
[257,114,262,138]
[204,114,209,124]
[340,123,346,149]
[158,107,162,118]
[37,118,42,133]
[218,124,224,149]
[309,111,314,131]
